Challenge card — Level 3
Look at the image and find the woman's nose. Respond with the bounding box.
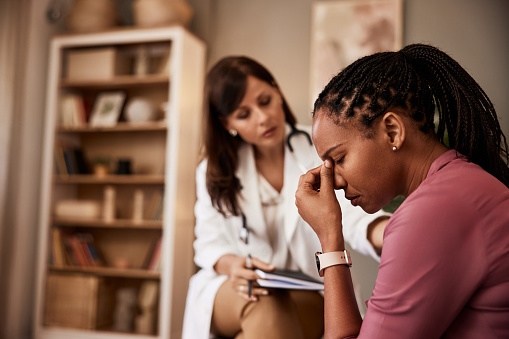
[334,173,347,190]
[255,107,270,124]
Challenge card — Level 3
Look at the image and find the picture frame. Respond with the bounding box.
[89,91,126,127]
[309,0,403,106]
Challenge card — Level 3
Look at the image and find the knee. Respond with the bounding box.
[242,290,294,321]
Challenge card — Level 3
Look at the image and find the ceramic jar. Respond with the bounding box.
[132,0,193,27]
[67,0,117,33]
[124,97,157,123]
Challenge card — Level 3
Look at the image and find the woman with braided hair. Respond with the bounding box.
[296,43,509,338]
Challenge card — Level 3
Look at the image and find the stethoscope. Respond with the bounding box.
[240,213,249,244]
[239,124,313,245]
[286,124,312,153]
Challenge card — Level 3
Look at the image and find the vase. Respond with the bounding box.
[67,0,117,33]
[132,0,193,27]
[125,97,157,123]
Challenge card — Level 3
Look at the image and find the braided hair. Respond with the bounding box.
[314,43,509,188]
[204,56,297,216]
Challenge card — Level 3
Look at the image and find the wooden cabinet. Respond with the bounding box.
[34,26,205,339]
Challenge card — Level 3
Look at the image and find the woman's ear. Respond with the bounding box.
[219,116,229,131]
[381,112,405,151]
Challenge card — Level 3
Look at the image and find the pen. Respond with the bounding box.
[246,253,252,298]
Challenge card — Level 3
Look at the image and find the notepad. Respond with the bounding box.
[255,268,324,290]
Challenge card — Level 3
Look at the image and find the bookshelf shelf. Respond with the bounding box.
[35,26,205,339]
[60,74,170,89]
[54,174,165,184]
[53,217,163,229]
[49,266,161,279]
[56,121,168,133]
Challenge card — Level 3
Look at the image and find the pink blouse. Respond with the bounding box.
[353,150,509,338]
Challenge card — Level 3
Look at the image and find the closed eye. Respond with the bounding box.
[236,109,249,119]
[259,95,271,106]
[335,156,344,165]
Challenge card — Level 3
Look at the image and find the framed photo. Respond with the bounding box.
[89,91,126,127]
[309,0,403,106]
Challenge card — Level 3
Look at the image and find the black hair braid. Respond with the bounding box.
[314,43,509,187]
[316,50,432,133]
[404,44,508,186]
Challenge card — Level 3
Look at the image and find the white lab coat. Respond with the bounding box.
[182,125,387,339]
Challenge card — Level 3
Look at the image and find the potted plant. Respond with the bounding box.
[93,156,112,176]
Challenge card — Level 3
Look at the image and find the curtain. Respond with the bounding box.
[0,0,31,337]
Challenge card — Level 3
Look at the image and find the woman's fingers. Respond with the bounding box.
[296,161,344,248]
[251,257,275,272]
[233,282,269,301]
[298,164,322,190]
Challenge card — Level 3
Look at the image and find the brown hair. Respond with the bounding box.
[203,56,297,216]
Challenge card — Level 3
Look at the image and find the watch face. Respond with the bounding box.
[315,252,321,272]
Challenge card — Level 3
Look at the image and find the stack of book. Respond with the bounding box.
[145,191,164,220]
[60,94,87,127]
[54,145,89,175]
[142,236,162,272]
[51,229,103,268]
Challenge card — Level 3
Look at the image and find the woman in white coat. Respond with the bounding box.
[182,56,389,339]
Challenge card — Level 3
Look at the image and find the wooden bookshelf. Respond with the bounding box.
[34,26,205,339]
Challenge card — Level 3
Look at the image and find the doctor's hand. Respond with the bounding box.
[295,159,345,252]
[215,254,275,301]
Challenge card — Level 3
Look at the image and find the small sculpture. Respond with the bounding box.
[135,281,159,334]
[102,185,116,221]
[113,287,138,332]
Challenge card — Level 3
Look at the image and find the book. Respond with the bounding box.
[142,237,159,269]
[81,234,103,266]
[255,268,324,290]
[68,234,89,267]
[76,233,102,267]
[73,148,89,174]
[54,145,68,175]
[146,237,162,271]
[55,145,90,175]
[51,228,65,268]
[60,94,86,127]
[62,149,77,174]
[62,236,80,266]
[145,191,164,220]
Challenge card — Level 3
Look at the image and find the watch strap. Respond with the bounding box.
[316,250,352,277]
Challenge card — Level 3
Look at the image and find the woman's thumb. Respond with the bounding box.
[252,257,275,271]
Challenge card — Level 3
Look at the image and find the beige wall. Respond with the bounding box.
[189,0,509,134]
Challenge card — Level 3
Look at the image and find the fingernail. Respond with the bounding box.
[324,159,332,168]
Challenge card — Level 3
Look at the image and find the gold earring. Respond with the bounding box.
[229,129,238,137]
